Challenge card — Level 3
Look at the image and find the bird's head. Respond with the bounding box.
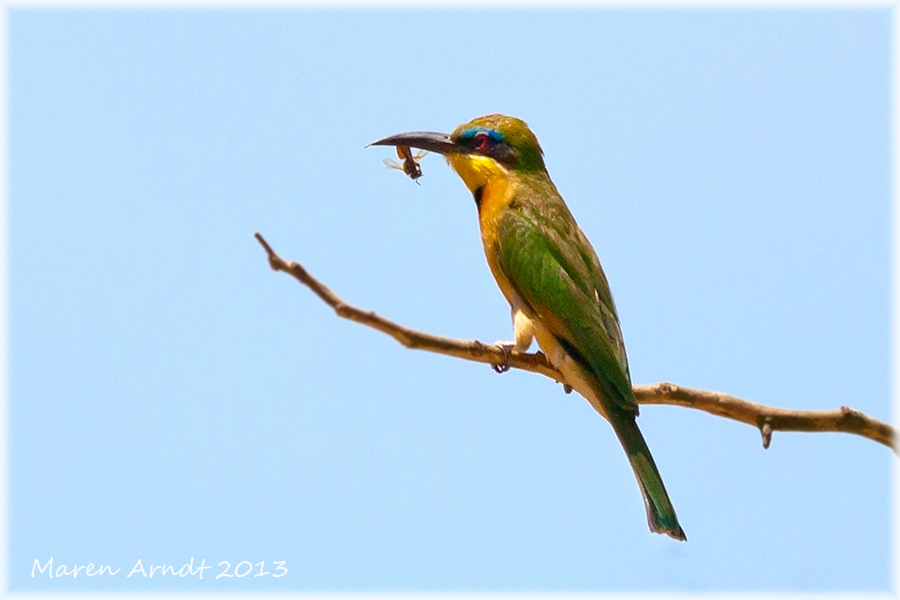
[370,113,546,194]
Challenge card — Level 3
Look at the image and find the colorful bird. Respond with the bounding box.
[370,114,685,541]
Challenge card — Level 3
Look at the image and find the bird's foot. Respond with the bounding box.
[491,342,515,374]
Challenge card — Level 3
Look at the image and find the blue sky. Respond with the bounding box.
[5,7,893,592]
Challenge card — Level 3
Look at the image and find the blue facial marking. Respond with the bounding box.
[460,127,504,143]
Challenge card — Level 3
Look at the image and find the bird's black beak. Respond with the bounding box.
[368,131,459,155]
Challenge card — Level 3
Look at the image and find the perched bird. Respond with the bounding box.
[370,114,685,541]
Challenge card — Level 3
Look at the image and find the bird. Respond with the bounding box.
[369,114,686,541]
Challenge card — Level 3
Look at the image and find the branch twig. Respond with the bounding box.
[255,232,895,453]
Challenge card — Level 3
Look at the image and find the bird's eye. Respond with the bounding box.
[473,132,493,152]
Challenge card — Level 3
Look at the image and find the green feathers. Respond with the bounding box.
[494,181,636,415]
[493,170,686,540]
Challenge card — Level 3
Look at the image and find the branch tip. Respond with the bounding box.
[254,232,273,256]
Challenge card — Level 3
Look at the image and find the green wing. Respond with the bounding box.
[493,179,686,540]
[495,187,637,416]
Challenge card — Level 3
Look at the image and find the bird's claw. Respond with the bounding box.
[491,342,514,374]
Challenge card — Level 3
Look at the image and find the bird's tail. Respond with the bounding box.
[609,411,686,541]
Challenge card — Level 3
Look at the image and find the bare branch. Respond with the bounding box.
[255,232,895,454]
[632,383,894,452]
[253,233,559,379]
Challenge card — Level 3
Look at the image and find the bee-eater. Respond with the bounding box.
[370,114,686,541]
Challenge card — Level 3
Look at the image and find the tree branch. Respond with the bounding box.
[255,232,895,454]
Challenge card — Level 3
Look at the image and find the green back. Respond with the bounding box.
[495,171,637,416]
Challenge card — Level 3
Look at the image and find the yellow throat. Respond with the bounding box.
[445,153,522,311]
[445,153,512,231]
